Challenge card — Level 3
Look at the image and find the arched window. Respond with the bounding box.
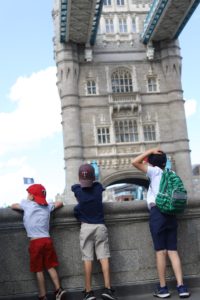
[114,119,138,142]
[111,69,133,93]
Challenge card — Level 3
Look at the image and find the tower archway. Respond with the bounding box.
[102,170,149,189]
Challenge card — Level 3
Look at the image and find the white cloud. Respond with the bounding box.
[0,156,27,168]
[184,98,197,118]
[0,67,65,206]
[0,162,36,207]
[0,66,62,155]
[0,154,65,207]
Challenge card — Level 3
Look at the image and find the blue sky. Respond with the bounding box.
[0,1,199,206]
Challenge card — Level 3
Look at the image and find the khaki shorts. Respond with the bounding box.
[80,223,110,261]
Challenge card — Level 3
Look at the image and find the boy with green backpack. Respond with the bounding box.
[132,148,190,298]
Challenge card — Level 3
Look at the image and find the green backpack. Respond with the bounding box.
[155,170,187,214]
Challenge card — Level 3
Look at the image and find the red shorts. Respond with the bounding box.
[29,237,59,272]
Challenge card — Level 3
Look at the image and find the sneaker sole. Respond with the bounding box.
[101,295,115,300]
[179,294,190,299]
[56,291,67,300]
[153,294,171,299]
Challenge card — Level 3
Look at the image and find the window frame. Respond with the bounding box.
[111,69,133,93]
[147,76,158,93]
[104,0,112,5]
[119,18,128,33]
[97,127,111,144]
[117,0,125,6]
[114,119,139,143]
[132,17,136,33]
[143,124,156,141]
[86,79,97,95]
[105,18,114,33]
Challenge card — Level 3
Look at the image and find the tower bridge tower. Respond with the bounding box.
[53,0,193,202]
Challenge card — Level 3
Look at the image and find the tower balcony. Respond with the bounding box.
[108,92,142,116]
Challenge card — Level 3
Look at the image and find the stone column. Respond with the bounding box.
[56,43,83,203]
[53,1,83,203]
[159,40,193,195]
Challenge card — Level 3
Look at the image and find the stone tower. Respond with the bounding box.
[53,0,193,203]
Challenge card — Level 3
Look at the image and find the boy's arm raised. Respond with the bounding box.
[132,147,161,173]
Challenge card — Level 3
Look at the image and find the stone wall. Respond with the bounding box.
[0,198,200,299]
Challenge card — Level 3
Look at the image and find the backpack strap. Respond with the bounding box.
[159,170,169,194]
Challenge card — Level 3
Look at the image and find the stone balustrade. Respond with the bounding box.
[0,198,200,299]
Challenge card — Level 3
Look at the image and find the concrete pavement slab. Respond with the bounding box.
[116,287,199,300]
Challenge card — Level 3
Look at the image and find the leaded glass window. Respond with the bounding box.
[115,120,138,142]
[105,18,114,33]
[97,127,110,144]
[117,0,125,5]
[143,124,156,141]
[147,77,157,92]
[104,0,112,5]
[87,80,96,95]
[119,18,128,33]
[112,69,133,93]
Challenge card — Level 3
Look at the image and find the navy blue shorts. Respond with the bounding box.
[149,206,178,251]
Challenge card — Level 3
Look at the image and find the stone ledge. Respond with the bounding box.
[0,197,199,228]
[0,198,199,298]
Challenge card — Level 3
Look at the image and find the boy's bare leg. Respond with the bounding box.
[84,260,93,292]
[156,250,167,287]
[36,271,46,297]
[99,258,111,288]
[167,250,183,286]
[47,267,60,291]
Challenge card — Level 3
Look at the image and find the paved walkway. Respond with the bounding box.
[69,287,199,300]
[116,287,199,300]
[0,285,199,299]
